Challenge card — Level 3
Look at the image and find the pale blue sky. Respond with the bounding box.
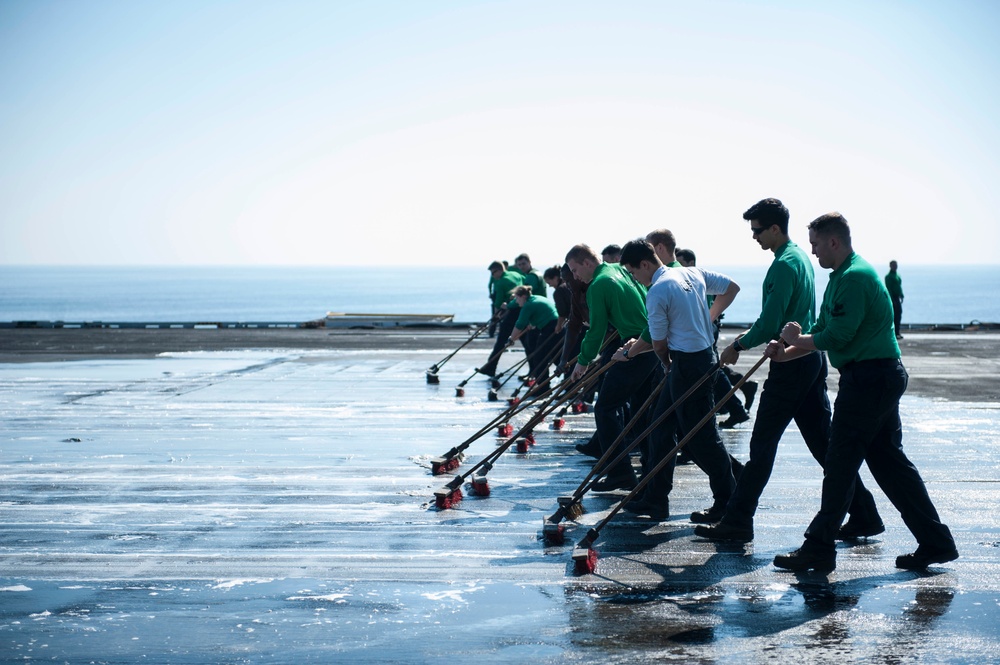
[2,0,998,267]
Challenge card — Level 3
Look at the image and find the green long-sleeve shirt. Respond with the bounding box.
[812,252,900,369]
[492,270,525,309]
[578,263,648,365]
[739,241,816,350]
[515,295,558,330]
[885,270,903,300]
[517,269,548,298]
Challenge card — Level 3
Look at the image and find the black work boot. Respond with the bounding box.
[774,545,836,572]
[895,546,958,570]
[695,521,754,543]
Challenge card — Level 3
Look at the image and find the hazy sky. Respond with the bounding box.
[2,0,998,267]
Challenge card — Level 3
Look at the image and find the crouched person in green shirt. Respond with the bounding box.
[509,285,561,388]
[567,243,658,491]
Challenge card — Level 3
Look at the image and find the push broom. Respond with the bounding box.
[426,310,503,384]
[484,362,615,469]
[435,368,598,508]
[490,334,563,398]
[504,346,620,447]
[430,361,570,475]
[437,337,614,477]
[455,338,515,397]
[490,337,600,438]
[571,351,768,574]
[494,367,574,444]
[542,360,726,545]
[549,375,592,429]
[434,363,612,509]
[487,353,531,402]
[493,341,565,404]
[541,372,668,545]
[547,333,621,427]
[430,379,553,475]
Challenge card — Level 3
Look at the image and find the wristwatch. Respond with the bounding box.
[622,346,630,359]
[732,337,744,352]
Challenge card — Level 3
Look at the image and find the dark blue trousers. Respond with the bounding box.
[892,297,903,337]
[593,352,658,480]
[721,351,881,529]
[641,347,735,507]
[803,359,954,553]
[526,321,560,387]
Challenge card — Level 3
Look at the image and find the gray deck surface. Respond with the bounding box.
[1,331,998,663]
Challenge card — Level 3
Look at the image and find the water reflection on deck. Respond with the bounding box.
[1,347,998,663]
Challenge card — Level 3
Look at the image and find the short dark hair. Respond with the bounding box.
[488,260,504,273]
[742,198,790,235]
[601,244,621,256]
[565,244,598,264]
[513,285,533,298]
[808,212,852,244]
[645,229,676,253]
[542,265,561,281]
[515,253,531,263]
[674,248,696,265]
[619,238,657,268]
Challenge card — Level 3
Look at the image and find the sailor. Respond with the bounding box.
[478,261,525,379]
[543,265,571,335]
[509,285,561,387]
[698,199,883,543]
[514,253,547,298]
[567,244,657,490]
[614,238,740,521]
[769,212,957,572]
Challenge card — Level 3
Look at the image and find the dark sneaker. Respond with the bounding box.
[719,411,750,429]
[838,520,886,540]
[695,522,754,543]
[690,505,727,524]
[592,473,637,492]
[895,546,958,570]
[622,498,669,520]
[773,548,836,573]
[741,380,759,410]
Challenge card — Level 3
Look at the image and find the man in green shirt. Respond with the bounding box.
[567,243,658,490]
[768,212,957,572]
[514,253,547,298]
[697,198,881,541]
[885,260,904,339]
[478,261,525,379]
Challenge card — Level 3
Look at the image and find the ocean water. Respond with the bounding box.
[1,264,998,326]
